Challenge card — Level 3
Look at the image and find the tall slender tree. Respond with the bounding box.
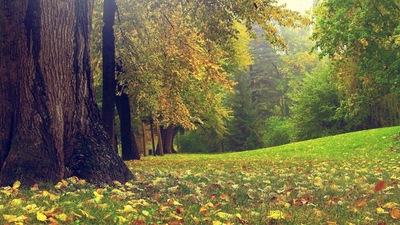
[102,0,117,148]
[0,0,133,187]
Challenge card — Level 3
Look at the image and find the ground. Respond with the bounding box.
[0,126,399,224]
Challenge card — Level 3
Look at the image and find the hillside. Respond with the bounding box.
[1,126,399,224]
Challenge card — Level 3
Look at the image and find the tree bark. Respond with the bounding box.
[101,0,117,148]
[150,122,156,156]
[0,0,133,187]
[157,125,176,154]
[115,90,141,160]
[141,121,147,156]
[156,125,164,156]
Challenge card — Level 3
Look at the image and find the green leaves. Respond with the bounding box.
[312,0,400,129]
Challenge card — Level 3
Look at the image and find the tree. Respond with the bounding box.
[102,0,117,149]
[109,0,308,153]
[92,0,141,160]
[0,0,133,187]
[290,63,344,141]
[312,0,400,129]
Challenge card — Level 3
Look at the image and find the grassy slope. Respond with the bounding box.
[0,126,399,224]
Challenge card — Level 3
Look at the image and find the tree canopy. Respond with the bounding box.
[312,0,400,129]
[91,0,308,140]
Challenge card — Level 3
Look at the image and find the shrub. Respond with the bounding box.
[263,116,291,147]
[175,131,211,153]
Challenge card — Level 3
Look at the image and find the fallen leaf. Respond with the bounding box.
[10,198,23,207]
[130,220,146,225]
[377,207,388,214]
[12,181,21,189]
[3,215,27,223]
[390,208,400,220]
[199,206,208,215]
[375,181,386,192]
[356,200,368,208]
[79,209,95,219]
[56,213,68,222]
[30,183,39,191]
[267,210,285,219]
[220,194,230,201]
[212,220,223,225]
[36,212,47,222]
[216,212,234,220]
[382,202,398,209]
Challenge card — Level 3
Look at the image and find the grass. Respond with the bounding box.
[0,126,399,224]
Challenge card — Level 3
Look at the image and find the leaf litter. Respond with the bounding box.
[0,128,399,224]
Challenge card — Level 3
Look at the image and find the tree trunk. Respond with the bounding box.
[156,125,176,154]
[115,90,141,160]
[150,122,156,156]
[141,121,147,156]
[0,0,133,187]
[101,0,117,148]
[164,125,175,154]
[156,125,164,156]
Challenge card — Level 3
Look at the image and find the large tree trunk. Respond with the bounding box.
[0,0,133,187]
[115,89,141,160]
[101,0,117,148]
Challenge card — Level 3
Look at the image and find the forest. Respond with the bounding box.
[90,0,400,154]
[0,0,400,224]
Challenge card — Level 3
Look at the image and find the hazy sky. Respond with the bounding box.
[278,0,314,13]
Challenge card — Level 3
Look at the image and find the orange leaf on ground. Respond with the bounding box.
[356,200,368,208]
[390,208,400,220]
[374,181,386,192]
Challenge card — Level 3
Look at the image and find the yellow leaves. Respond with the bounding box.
[216,212,234,220]
[119,205,136,213]
[79,209,95,219]
[3,214,28,223]
[12,180,21,190]
[360,38,369,47]
[92,189,104,203]
[36,212,47,222]
[313,176,323,187]
[55,179,69,190]
[167,198,183,206]
[199,206,209,215]
[381,202,396,209]
[56,213,68,222]
[42,190,59,201]
[168,185,179,193]
[377,202,400,220]
[267,210,285,220]
[377,207,390,215]
[10,198,23,207]
[142,210,150,216]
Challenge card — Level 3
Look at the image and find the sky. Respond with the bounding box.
[278,0,314,13]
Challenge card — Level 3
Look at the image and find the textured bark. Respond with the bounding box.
[101,0,117,147]
[115,90,141,160]
[157,125,176,154]
[0,0,133,187]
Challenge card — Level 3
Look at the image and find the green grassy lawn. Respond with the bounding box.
[1,126,399,224]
